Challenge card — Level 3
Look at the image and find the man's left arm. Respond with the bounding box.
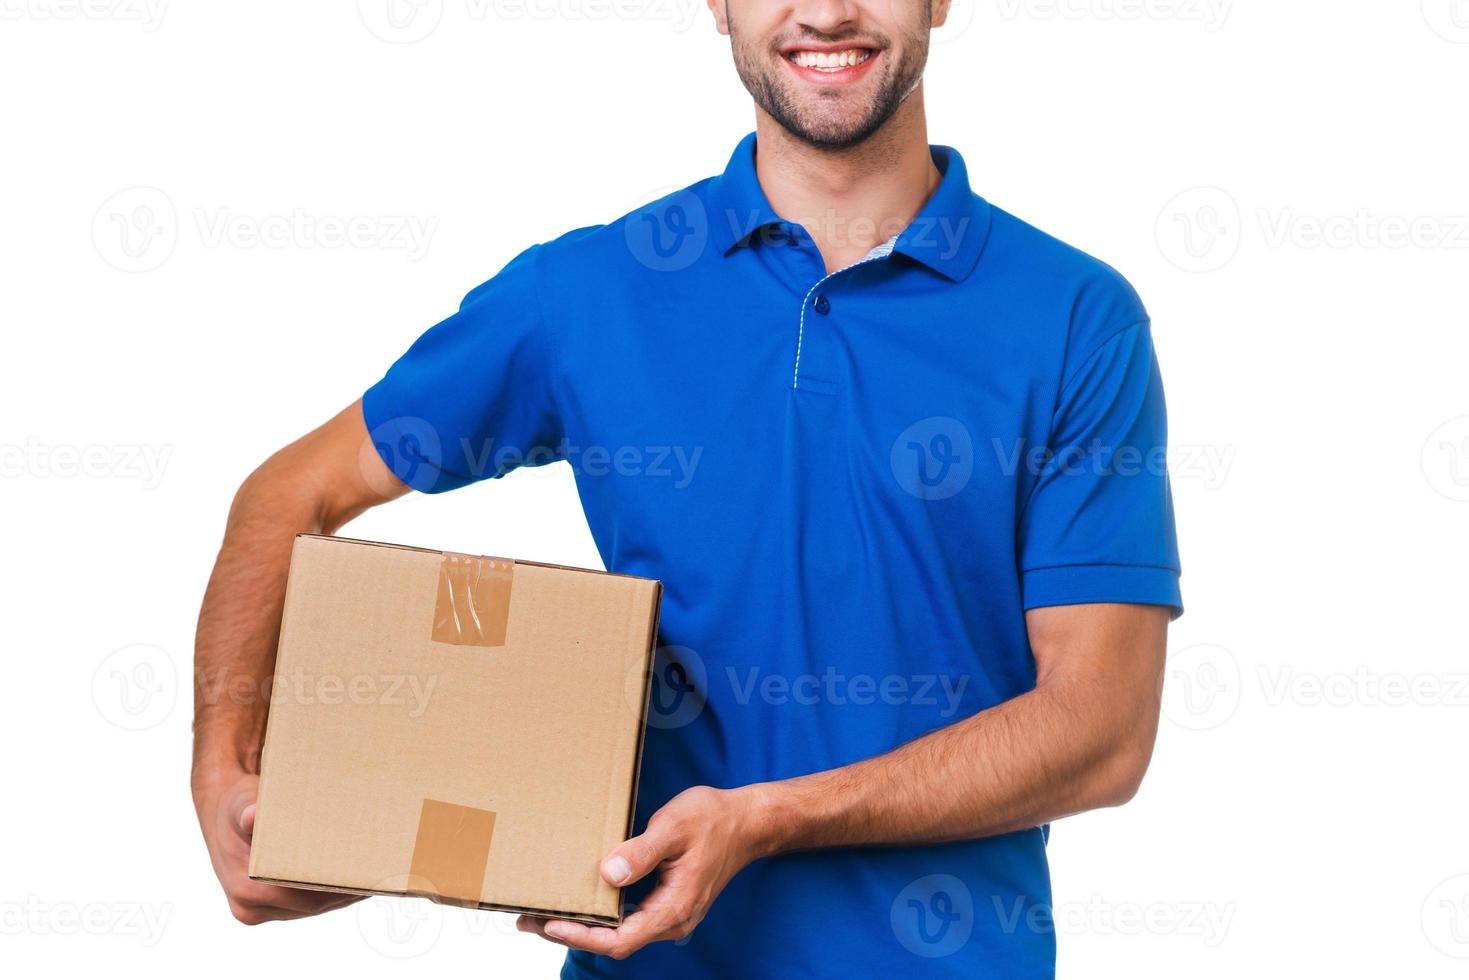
[521,600,1169,958]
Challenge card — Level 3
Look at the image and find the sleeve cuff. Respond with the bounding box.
[1021,563,1183,620]
[361,383,467,494]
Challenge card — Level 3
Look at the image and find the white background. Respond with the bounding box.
[3,1,1468,976]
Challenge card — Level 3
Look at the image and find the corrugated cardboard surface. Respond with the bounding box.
[248,534,661,924]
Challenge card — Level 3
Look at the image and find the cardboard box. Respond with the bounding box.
[248,534,661,924]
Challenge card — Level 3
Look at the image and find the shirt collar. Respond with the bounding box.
[703,132,992,282]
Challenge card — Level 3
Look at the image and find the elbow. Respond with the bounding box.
[1090,738,1156,810]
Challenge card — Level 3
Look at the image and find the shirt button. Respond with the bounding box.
[813,295,831,315]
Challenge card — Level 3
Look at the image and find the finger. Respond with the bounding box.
[233,879,358,916]
[600,825,677,888]
[541,906,671,960]
[230,901,325,925]
[516,915,570,946]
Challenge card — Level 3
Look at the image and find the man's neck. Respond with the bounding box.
[752,88,942,273]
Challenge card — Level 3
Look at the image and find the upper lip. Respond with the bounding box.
[779,41,881,56]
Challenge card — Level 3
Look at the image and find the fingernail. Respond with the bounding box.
[602,856,632,885]
[543,921,569,940]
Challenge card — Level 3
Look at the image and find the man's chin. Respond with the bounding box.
[777,112,885,151]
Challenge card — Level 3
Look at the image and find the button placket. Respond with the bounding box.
[791,236,898,392]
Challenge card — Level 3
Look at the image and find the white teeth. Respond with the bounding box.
[791,49,871,70]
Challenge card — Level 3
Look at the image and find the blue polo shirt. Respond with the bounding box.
[363,133,1181,978]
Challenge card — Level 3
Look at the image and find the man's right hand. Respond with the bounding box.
[192,401,409,924]
[194,769,360,924]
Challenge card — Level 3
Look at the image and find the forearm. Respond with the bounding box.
[191,405,397,793]
[191,468,330,788]
[745,630,1163,856]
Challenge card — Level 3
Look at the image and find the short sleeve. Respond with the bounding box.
[1017,321,1183,617]
[361,244,565,493]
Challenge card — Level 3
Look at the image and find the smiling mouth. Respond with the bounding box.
[784,47,877,72]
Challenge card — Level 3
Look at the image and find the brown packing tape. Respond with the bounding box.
[406,799,497,907]
[433,553,513,647]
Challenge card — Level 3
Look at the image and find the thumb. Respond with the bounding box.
[237,802,257,841]
[600,826,672,887]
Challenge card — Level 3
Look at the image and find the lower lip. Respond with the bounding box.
[783,51,880,87]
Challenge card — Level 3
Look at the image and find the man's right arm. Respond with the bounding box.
[191,399,408,924]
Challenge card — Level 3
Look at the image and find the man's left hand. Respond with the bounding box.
[517,785,768,960]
